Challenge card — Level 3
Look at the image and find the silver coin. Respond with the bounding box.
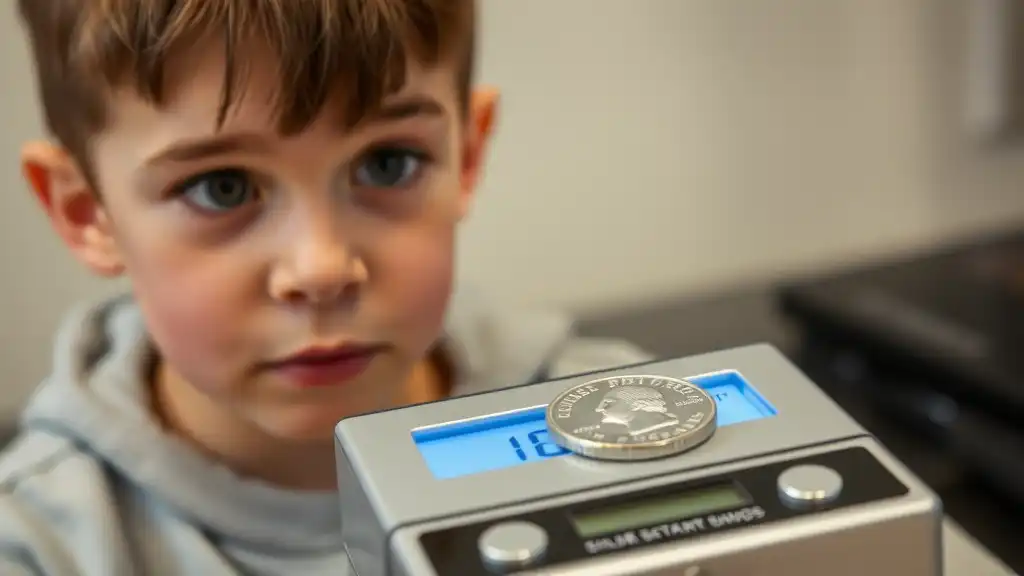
[546,374,717,461]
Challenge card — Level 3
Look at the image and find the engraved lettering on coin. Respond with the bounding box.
[546,375,717,461]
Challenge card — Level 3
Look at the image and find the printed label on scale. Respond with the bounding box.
[582,506,767,555]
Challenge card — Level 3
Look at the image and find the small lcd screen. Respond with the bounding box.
[412,409,572,480]
[569,483,750,538]
[412,370,776,480]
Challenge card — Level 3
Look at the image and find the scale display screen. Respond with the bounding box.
[412,371,776,479]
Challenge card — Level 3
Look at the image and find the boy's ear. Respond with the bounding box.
[21,141,125,277]
[457,86,499,219]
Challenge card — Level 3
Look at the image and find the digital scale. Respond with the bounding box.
[335,344,944,575]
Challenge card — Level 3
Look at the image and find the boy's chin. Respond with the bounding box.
[254,404,362,444]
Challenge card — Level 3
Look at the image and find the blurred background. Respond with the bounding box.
[3,0,1024,570]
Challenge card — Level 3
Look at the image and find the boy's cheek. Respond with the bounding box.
[376,230,456,345]
[132,266,252,388]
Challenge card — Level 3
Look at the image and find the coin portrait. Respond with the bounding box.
[594,385,681,436]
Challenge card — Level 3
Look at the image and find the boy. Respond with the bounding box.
[0,1,650,574]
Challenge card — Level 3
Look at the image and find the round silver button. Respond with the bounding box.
[478,521,548,570]
[777,464,843,508]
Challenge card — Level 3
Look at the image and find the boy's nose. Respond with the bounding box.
[268,224,368,307]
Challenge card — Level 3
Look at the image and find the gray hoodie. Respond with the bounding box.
[0,289,650,575]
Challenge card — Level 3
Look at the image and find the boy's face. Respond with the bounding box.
[23,40,496,442]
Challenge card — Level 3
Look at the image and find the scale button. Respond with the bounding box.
[777,464,843,508]
[478,521,548,570]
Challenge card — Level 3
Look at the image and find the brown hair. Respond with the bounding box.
[18,0,476,172]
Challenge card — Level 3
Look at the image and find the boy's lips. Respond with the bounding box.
[265,343,388,387]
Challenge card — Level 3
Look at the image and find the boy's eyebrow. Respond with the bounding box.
[366,95,446,123]
[147,133,272,165]
[146,96,446,165]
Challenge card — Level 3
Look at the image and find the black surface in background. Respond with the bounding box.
[776,230,1024,422]
[578,287,1022,573]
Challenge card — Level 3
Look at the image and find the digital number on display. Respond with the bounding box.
[508,428,571,461]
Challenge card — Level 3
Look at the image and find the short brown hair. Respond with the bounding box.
[18,0,476,172]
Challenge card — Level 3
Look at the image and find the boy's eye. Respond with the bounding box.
[353,148,426,189]
[178,169,258,213]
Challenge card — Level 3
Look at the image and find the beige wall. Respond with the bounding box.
[2,0,1024,422]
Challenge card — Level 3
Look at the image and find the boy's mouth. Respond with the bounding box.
[266,343,388,387]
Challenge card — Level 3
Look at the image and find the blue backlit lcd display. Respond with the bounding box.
[412,370,776,479]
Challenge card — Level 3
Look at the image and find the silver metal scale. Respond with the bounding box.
[335,344,1015,575]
